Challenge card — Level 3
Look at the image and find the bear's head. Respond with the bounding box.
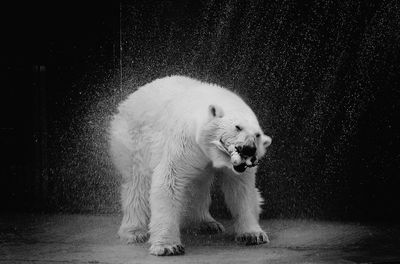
[199,104,272,174]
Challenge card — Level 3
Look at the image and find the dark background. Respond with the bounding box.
[1,1,399,221]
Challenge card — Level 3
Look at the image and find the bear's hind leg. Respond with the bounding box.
[118,173,151,244]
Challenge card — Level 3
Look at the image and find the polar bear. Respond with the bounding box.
[109,75,272,256]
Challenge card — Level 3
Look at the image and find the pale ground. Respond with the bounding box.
[1,214,399,264]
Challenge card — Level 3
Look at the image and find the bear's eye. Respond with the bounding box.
[235,125,242,131]
[255,133,260,138]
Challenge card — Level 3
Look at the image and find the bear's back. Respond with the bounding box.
[148,76,254,118]
[117,75,257,129]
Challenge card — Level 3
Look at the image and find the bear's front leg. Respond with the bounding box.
[221,167,269,245]
[148,163,186,256]
[186,169,225,234]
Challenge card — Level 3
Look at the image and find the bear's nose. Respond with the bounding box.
[237,144,256,157]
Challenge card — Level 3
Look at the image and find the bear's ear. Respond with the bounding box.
[209,104,224,118]
[262,135,272,148]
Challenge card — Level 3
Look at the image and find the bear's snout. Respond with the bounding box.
[237,144,257,157]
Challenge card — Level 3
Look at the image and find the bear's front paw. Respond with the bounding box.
[236,231,270,246]
[118,228,149,244]
[149,243,185,256]
[199,220,225,234]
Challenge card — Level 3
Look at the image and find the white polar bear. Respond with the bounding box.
[109,75,272,256]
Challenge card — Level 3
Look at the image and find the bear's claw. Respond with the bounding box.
[236,231,269,245]
[199,221,225,234]
[149,244,185,256]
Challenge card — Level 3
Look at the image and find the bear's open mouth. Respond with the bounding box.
[233,163,247,173]
[219,138,257,173]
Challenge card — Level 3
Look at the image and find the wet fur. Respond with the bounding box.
[109,76,271,256]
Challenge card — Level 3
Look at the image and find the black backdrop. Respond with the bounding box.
[1,1,399,221]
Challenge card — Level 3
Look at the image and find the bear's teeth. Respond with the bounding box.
[227,144,237,153]
[230,152,242,166]
[246,158,253,166]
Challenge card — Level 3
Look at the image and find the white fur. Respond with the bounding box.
[109,76,271,256]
